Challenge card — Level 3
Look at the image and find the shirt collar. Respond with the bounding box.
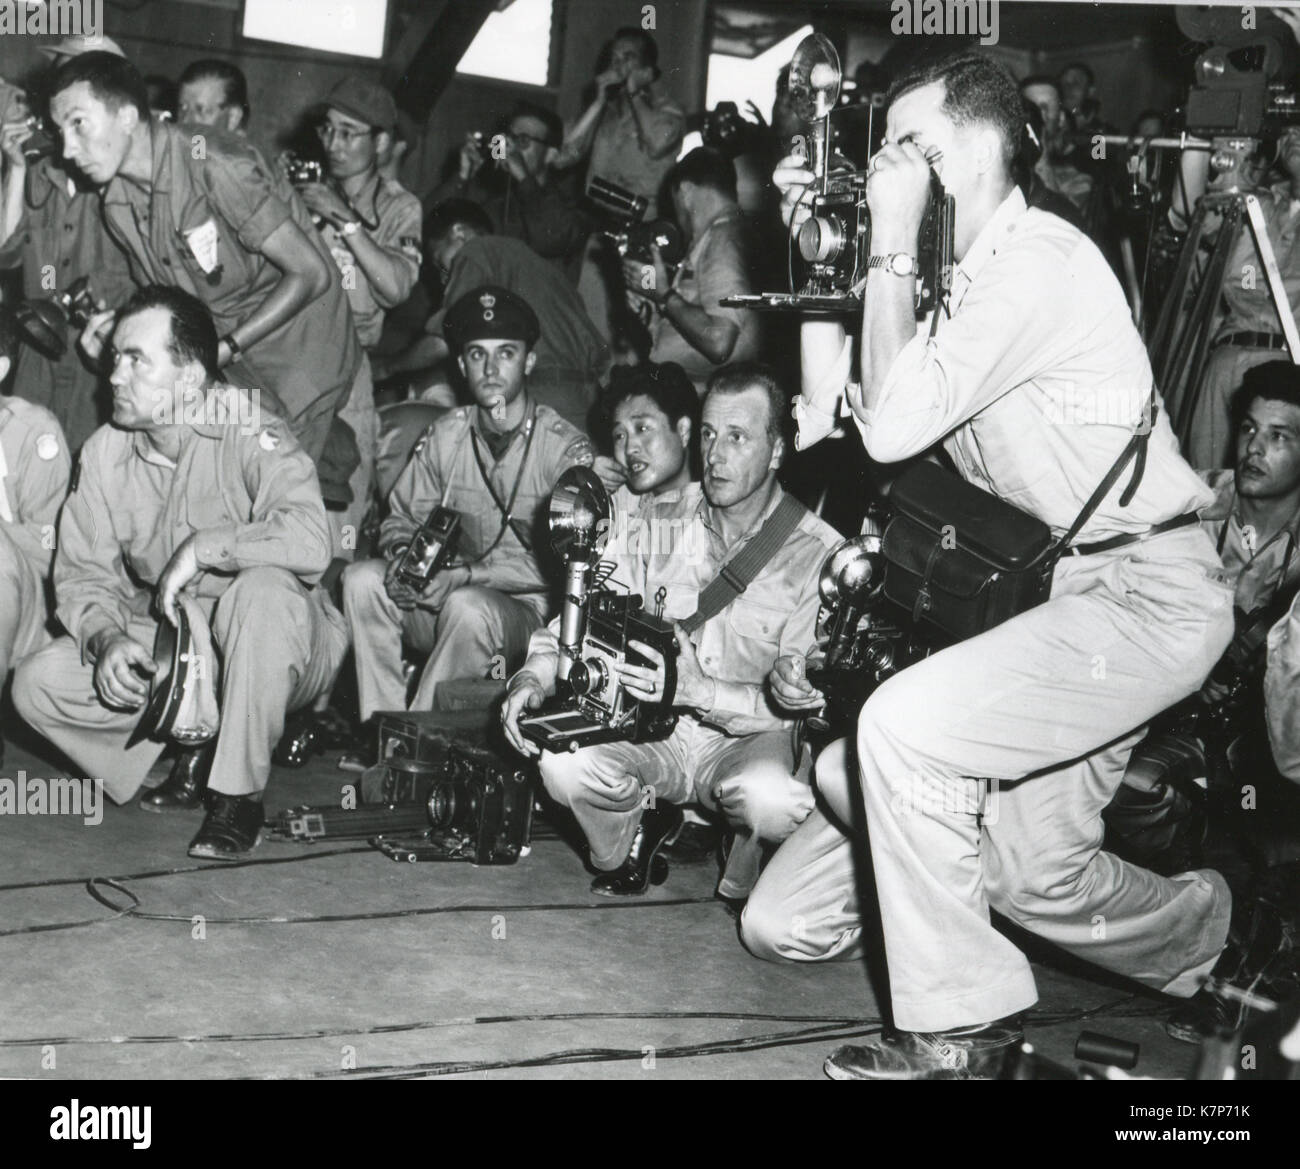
[951,184,1028,292]
[104,119,171,207]
[1229,484,1300,555]
[469,393,535,446]
[698,480,785,543]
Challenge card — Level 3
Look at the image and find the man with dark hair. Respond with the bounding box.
[1020,74,1094,220]
[178,59,250,134]
[13,285,347,860]
[435,101,587,275]
[554,27,684,219]
[623,147,759,395]
[376,198,608,432]
[0,310,71,766]
[595,360,697,503]
[771,51,1260,1079]
[502,361,839,900]
[50,51,369,472]
[0,39,136,450]
[343,284,593,727]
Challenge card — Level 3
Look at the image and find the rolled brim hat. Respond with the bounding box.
[323,74,397,133]
[443,284,541,352]
[39,35,127,60]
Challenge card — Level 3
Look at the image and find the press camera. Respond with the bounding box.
[723,33,954,315]
[21,115,58,162]
[517,468,679,753]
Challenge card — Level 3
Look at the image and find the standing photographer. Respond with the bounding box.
[768,54,1271,1081]
[342,286,592,727]
[0,47,135,450]
[502,363,839,901]
[623,148,759,395]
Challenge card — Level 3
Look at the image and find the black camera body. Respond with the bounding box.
[21,115,58,163]
[285,152,323,187]
[13,275,98,361]
[520,589,680,753]
[607,219,685,266]
[394,506,461,593]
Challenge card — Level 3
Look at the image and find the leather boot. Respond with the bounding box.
[139,742,215,812]
[591,803,683,896]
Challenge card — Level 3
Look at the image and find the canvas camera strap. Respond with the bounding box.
[680,492,807,635]
[465,406,540,562]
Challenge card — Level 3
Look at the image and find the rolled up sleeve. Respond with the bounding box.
[200,144,293,254]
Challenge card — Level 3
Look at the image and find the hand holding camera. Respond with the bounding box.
[458,132,486,182]
[619,623,710,709]
[296,180,353,229]
[865,140,935,245]
[621,242,670,306]
[772,152,817,233]
[78,305,116,364]
[0,118,32,169]
[769,652,826,712]
[501,675,547,757]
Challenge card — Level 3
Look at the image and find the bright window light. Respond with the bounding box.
[457,0,554,87]
[705,23,814,123]
[242,0,390,60]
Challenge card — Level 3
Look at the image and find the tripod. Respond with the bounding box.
[1146,168,1300,451]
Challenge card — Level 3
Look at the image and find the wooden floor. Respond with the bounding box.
[0,731,1212,1081]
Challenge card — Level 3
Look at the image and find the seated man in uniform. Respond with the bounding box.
[501,363,839,899]
[0,311,72,765]
[13,285,348,860]
[342,285,593,730]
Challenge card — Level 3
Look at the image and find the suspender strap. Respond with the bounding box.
[681,493,808,634]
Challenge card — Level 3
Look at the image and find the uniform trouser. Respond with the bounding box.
[12,568,348,805]
[0,529,51,687]
[328,355,378,563]
[539,717,816,900]
[747,528,1237,1033]
[1185,343,1279,470]
[287,355,370,467]
[341,558,541,720]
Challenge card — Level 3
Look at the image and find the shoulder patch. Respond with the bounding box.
[36,433,60,461]
[258,428,281,452]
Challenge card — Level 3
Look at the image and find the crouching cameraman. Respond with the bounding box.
[501,363,840,900]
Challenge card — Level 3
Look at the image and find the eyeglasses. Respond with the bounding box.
[316,121,377,147]
[509,130,549,149]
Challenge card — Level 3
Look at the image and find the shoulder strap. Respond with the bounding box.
[1053,391,1158,554]
[681,492,808,634]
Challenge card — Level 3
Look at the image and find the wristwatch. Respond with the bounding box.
[340,220,361,237]
[867,253,918,277]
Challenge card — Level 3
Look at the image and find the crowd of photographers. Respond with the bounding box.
[0,23,1299,1080]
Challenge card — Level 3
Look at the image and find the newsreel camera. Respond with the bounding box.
[803,515,936,737]
[726,33,954,315]
[587,175,685,266]
[518,468,679,753]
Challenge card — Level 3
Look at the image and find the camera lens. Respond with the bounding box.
[798,216,847,263]
[427,784,455,827]
[569,658,608,697]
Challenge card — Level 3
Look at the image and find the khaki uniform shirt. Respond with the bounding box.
[57,387,331,656]
[520,482,841,737]
[0,395,70,576]
[1198,469,1300,613]
[1219,180,1300,337]
[318,172,422,349]
[649,205,759,393]
[99,122,362,431]
[0,161,136,450]
[798,186,1213,542]
[381,397,594,619]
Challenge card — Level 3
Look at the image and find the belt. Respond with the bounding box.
[1213,330,1290,353]
[1066,511,1200,557]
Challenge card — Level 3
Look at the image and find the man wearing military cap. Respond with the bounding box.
[342,283,594,725]
[13,285,348,860]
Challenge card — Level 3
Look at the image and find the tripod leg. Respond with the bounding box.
[1150,202,1207,388]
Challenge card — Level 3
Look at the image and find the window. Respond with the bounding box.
[705,23,813,123]
[457,0,555,88]
[242,0,390,60]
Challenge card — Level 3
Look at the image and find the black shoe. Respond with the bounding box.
[188,794,265,860]
[1166,892,1300,1044]
[591,803,683,897]
[273,708,356,769]
[825,1019,1024,1080]
[662,818,722,864]
[140,743,215,813]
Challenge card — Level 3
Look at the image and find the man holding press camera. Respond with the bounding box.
[764,53,1273,1080]
[343,285,593,725]
[502,363,839,900]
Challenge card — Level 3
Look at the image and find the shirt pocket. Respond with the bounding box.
[721,599,785,680]
[172,196,253,304]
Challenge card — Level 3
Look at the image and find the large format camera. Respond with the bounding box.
[518,468,679,753]
[725,33,954,315]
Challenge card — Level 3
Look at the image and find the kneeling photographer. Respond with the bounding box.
[501,363,839,900]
